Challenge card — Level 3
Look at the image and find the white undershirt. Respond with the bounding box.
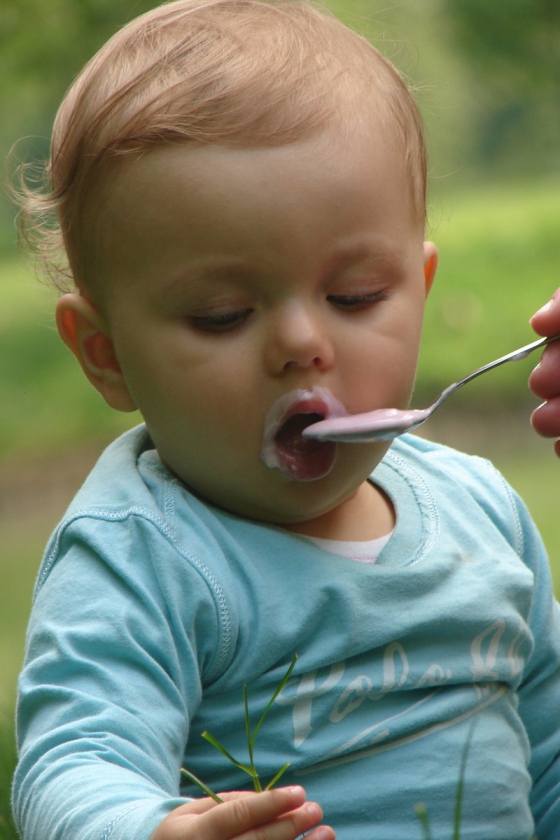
[302,531,393,564]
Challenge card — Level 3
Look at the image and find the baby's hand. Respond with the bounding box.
[529,292,560,456]
[150,786,335,840]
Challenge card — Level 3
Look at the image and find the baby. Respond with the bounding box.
[12,1,560,839]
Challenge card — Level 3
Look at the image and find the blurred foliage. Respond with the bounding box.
[420,180,560,403]
[0,0,155,249]
[0,0,155,98]
[447,0,560,87]
[444,0,560,177]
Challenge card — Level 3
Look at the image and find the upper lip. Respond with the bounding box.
[263,387,349,443]
[281,397,329,425]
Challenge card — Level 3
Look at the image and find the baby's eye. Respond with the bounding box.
[327,291,388,311]
[188,308,253,333]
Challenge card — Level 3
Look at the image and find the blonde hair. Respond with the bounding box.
[16,0,428,292]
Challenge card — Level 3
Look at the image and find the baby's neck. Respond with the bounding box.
[283,480,395,542]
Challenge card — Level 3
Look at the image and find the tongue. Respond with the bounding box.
[273,413,337,481]
[275,413,324,454]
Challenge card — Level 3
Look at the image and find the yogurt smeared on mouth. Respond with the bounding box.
[261,387,348,481]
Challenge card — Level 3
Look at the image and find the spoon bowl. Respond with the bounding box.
[304,333,560,443]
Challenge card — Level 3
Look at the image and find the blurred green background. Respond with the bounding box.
[1,0,559,833]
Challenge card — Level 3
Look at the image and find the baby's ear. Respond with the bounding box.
[55,294,137,413]
[422,241,438,296]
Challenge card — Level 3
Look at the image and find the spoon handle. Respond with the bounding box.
[446,332,560,397]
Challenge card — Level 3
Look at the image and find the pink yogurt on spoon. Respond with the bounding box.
[261,387,349,481]
[302,406,429,443]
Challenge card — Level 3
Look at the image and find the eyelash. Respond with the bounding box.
[188,309,253,333]
[327,291,388,311]
[188,292,387,333]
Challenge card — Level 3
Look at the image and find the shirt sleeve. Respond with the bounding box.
[12,510,227,840]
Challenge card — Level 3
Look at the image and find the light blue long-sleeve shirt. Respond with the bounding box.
[13,426,560,839]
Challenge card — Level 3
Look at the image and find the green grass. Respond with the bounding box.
[0,263,135,460]
[0,711,18,840]
[0,535,43,710]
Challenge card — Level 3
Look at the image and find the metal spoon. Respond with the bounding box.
[303,333,560,443]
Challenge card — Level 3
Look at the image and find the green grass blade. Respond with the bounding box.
[265,763,291,790]
[190,657,299,801]
[244,682,252,760]
[243,683,261,790]
[452,722,475,840]
[453,777,466,840]
[202,731,252,776]
[180,767,224,803]
[243,684,262,791]
[414,803,434,840]
[251,654,298,748]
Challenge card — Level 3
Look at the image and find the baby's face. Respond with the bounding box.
[92,125,436,528]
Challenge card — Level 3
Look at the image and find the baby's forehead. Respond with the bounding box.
[77,101,422,299]
[83,123,420,304]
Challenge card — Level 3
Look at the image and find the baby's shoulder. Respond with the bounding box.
[386,433,523,530]
[388,433,503,484]
[39,425,231,587]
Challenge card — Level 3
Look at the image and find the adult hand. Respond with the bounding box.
[529,291,560,456]
[151,786,335,840]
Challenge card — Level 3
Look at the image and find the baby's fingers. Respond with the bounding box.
[207,786,334,840]
[151,786,335,840]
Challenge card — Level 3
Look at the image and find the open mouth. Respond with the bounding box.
[261,388,348,481]
[275,412,325,453]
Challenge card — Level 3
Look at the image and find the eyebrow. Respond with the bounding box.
[162,240,409,297]
[325,242,409,274]
[162,259,254,296]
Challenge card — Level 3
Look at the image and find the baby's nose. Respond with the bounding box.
[265,303,335,373]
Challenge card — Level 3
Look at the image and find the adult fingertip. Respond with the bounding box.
[530,299,553,324]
